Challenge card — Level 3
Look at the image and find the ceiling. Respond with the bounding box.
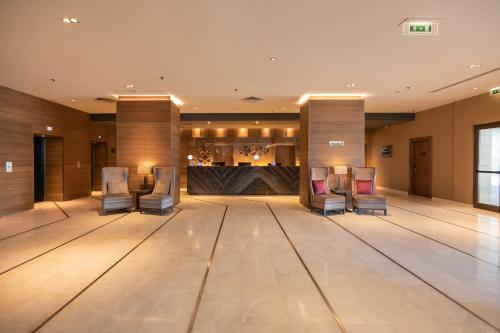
[1,0,499,114]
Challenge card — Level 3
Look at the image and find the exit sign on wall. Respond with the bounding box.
[409,23,432,33]
[402,20,438,35]
[490,87,500,95]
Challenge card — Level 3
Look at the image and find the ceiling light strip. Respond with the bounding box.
[429,67,500,93]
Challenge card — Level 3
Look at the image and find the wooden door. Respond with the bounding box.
[45,137,64,201]
[410,137,432,198]
[275,145,295,166]
[92,142,108,191]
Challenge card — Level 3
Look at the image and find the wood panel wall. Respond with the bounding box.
[0,85,117,216]
[116,100,180,204]
[299,99,365,207]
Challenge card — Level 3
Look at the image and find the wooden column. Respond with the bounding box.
[299,99,365,207]
[116,100,180,204]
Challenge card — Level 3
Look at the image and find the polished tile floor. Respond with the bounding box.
[0,193,499,332]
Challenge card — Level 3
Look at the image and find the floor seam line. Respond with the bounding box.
[186,204,228,333]
[325,215,500,332]
[387,203,499,238]
[265,202,348,333]
[0,212,130,276]
[184,196,228,207]
[370,213,500,268]
[53,202,70,218]
[388,195,500,222]
[0,216,69,242]
[30,208,183,333]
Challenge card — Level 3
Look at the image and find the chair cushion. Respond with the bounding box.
[353,194,386,204]
[141,193,173,204]
[103,193,133,203]
[107,181,129,195]
[313,194,345,204]
[356,180,373,195]
[312,180,328,195]
[154,180,170,194]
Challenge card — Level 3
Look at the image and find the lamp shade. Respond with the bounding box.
[137,165,152,175]
[334,165,348,175]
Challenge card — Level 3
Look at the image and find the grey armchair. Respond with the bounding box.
[309,167,345,215]
[102,167,133,214]
[352,167,387,215]
[139,167,175,215]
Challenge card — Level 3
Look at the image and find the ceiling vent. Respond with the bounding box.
[95,97,116,103]
[241,96,263,103]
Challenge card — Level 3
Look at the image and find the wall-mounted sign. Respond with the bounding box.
[380,145,393,158]
[490,87,500,95]
[6,161,13,173]
[402,20,438,36]
[329,140,345,147]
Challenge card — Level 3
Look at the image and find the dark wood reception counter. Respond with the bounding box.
[187,166,300,195]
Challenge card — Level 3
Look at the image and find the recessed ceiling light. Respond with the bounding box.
[193,106,200,110]
[124,84,134,88]
[207,121,211,125]
[71,99,76,102]
[62,17,79,24]
[472,87,478,90]
[346,83,355,88]
[280,106,287,110]
[468,64,481,69]
[269,57,278,62]
[255,121,260,125]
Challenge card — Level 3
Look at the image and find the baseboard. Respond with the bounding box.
[376,186,408,196]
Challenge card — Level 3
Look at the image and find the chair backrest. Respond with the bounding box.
[309,167,331,197]
[153,166,175,195]
[352,167,376,195]
[102,167,129,196]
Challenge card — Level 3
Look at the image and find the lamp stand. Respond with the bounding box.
[141,176,149,190]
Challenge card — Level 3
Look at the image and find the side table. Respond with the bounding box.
[333,189,353,211]
[130,188,153,210]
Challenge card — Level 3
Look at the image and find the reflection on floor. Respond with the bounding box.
[0,193,499,332]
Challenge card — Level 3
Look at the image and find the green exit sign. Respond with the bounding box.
[403,20,438,35]
[490,87,500,95]
[409,23,432,33]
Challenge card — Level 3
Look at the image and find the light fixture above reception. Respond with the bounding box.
[297,93,368,105]
[116,94,184,106]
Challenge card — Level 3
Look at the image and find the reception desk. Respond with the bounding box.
[187,166,299,195]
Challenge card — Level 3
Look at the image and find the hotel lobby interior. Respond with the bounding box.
[1,1,500,332]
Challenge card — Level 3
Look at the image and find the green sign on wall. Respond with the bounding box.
[409,23,432,33]
[490,87,500,95]
[403,20,438,35]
